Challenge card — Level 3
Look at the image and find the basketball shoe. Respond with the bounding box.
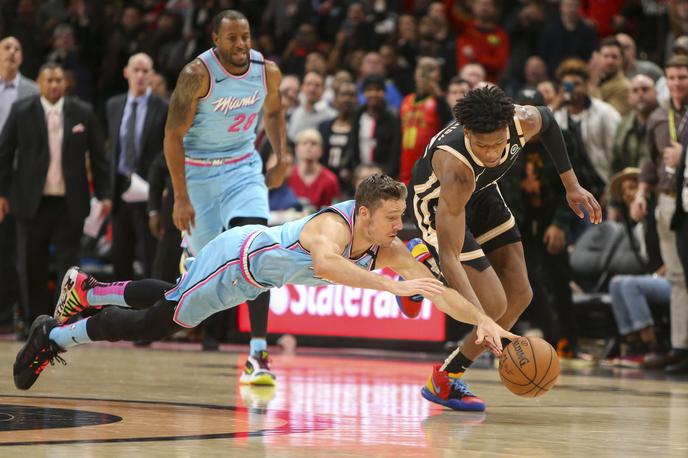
[240,350,276,386]
[13,315,66,390]
[420,365,486,411]
[396,238,434,318]
[54,266,98,324]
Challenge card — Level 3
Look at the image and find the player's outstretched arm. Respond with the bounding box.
[164,59,208,234]
[432,149,485,310]
[262,60,289,189]
[302,213,445,297]
[377,239,518,354]
[519,104,602,224]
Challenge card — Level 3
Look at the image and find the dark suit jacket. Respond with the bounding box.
[105,92,168,206]
[0,95,109,221]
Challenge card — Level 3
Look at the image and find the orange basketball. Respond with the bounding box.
[498,336,560,398]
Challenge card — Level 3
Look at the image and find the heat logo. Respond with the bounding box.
[212,90,260,115]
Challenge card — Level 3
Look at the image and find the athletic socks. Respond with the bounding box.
[49,318,92,349]
[441,348,474,378]
[87,282,130,307]
[250,337,267,355]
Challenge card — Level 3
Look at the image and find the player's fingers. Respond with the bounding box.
[501,330,519,341]
[569,201,584,219]
[591,196,603,224]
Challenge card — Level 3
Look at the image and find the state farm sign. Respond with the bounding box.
[238,270,446,341]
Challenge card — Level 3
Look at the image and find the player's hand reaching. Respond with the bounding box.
[265,159,289,189]
[391,277,446,298]
[475,316,519,356]
[173,195,196,234]
[565,183,602,224]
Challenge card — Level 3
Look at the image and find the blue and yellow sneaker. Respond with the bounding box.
[396,238,434,318]
[240,350,276,386]
[420,365,486,412]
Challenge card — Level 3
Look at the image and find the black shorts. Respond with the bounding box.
[413,183,521,273]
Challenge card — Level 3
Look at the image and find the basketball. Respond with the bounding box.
[498,337,560,397]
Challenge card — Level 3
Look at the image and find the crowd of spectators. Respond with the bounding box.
[1,0,688,373]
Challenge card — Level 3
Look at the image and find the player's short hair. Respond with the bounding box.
[355,174,407,214]
[212,9,248,34]
[453,86,515,134]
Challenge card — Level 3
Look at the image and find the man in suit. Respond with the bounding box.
[0,36,39,332]
[105,53,168,279]
[0,62,111,328]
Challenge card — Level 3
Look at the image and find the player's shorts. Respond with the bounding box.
[184,151,269,254]
[165,224,269,328]
[414,183,521,273]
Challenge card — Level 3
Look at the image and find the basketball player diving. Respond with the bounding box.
[13,174,518,391]
[406,86,602,411]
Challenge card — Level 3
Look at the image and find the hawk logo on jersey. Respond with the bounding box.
[510,144,521,156]
[212,90,261,115]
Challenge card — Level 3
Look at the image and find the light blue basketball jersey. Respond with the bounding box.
[247,200,380,288]
[183,48,267,159]
[166,200,380,328]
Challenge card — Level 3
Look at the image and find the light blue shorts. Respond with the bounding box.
[165,225,269,328]
[185,151,269,254]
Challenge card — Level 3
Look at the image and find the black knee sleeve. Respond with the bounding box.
[86,300,182,342]
[123,279,175,309]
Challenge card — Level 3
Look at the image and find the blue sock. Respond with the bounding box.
[49,318,93,349]
[250,338,267,355]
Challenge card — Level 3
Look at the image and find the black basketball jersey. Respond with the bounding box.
[408,116,526,246]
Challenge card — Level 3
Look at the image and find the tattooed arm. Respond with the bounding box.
[163,59,208,234]
[262,60,289,189]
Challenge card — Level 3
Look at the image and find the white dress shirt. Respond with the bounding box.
[40,96,66,196]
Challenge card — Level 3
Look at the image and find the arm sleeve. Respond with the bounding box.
[535,106,573,174]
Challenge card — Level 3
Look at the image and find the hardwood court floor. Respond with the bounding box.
[1,341,687,457]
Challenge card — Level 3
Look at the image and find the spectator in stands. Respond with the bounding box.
[616,33,664,82]
[445,0,509,83]
[554,58,621,187]
[281,23,329,77]
[288,129,340,209]
[592,37,632,116]
[613,0,669,65]
[539,0,597,77]
[319,81,358,194]
[612,75,658,174]
[0,36,38,334]
[99,4,147,105]
[395,14,418,71]
[287,71,336,142]
[673,127,688,350]
[347,75,400,178]
[537,79,558,108]
[580,0,625,39]
[379,43,414,97]
[502,1,545,95]
[459,63,486,89]
[416,11,456,88]
[46,23,93,102]
[327,2,379,72]
[399,57,452,185]
[446,76,471,109]
[631,54,688,374]
[280,74,301,122]
[607,168,667,368]
[355,51,402,110]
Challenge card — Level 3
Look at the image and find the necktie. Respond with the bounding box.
[45,108,64,194]
[123,100,138,175]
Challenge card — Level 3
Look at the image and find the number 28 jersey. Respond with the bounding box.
[183,48,267,160]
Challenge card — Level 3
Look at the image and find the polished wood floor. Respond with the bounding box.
[1,340,687,457]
